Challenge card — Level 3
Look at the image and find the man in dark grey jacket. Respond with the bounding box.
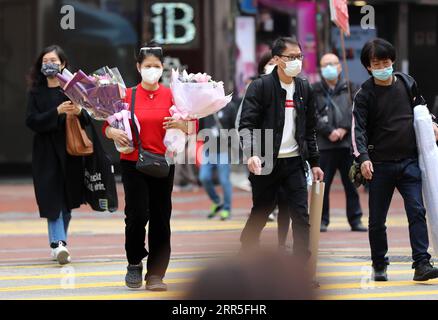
[314,53,366,233]
[239,37,324,257]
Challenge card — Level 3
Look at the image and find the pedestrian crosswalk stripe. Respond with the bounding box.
[318,262,411,267]
[2,277,437,294]
[0,267,202,282]
[0,278,192,293]
[321,289,438,300]
[317,270,414,278]
[26,291,185,300]
[319,278,438,290]
[0,257,213,270]
[0,260,413,270]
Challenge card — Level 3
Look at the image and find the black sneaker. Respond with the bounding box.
[125,263,143,288]
[372,263,388,282]
[146,275,168,291]
[413,260,438,282]
[351,222,368,232]
[320,223,328,233]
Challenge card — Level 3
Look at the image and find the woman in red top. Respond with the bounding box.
[104,41,193,291]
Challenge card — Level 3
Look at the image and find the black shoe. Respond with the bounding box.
[351,222,368,232]
[125,263,143,288]
[413,260,438,282]
[372,263,388,282]
[320,223,328,233]
[146,275,168,291]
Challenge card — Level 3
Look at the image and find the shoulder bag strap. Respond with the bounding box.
[130,87,142,150]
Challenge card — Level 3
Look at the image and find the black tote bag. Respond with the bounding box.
[84,122,118,212]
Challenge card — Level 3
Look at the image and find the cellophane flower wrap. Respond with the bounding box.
[57,67,139,154]
[165,69,232,153]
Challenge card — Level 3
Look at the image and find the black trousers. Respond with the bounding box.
[121,160,175,279]
[320,148,363,226]
[277,190,290,247]
[240,157,310,256]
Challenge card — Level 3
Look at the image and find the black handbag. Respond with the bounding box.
[130,87,170,178]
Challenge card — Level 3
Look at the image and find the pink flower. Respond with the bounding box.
[192,73,211,83]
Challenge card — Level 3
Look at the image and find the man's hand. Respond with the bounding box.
[336,128,348,141]
[248,156,262,175]
[361,160,374,180]
[312,167,324,182]
[328,130,341,142]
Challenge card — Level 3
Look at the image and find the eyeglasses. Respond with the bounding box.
[279,54,304,62]
[140,47,163,55]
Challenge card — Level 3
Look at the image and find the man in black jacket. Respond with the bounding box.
[353,38,438,282]
[239,37,324,257]
[314,53,366,233]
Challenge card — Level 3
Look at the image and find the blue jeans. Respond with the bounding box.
[368,158,431,268]
[199,153,232,212]
[47,210,72,248]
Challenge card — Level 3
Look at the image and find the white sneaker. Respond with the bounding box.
[50,249,57,261]
[53,242,71,265]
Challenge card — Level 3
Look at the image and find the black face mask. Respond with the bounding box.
[41,62,61,77]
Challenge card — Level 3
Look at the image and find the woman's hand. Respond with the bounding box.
[57,101,76,115]
[106,127,130,147]
[57,102,82,116]
[67,103,82,116]
[163,117,189,134]
[433,123,438,142]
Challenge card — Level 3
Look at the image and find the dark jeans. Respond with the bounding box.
[241,157,310,257]
[320,148,363,226]
[368,158,431,268]
[121,160,175,279]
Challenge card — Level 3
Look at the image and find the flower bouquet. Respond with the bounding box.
[57,67,139,154]
[164,69,233,153]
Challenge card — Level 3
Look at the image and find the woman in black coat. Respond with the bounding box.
[25,45,90,265]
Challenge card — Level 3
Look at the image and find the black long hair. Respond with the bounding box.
[27,45,69,90]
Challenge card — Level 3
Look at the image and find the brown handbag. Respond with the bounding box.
[66,114,94,156]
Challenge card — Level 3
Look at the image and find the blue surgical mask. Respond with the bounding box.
[372,65,393,81]
[41,62,61,77]
[321,65,339,81]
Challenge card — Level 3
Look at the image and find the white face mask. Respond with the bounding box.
[282,60,302,77]
[264,64,276,75]
[141,67,163,84]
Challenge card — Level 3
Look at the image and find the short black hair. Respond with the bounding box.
[360,38,396,74]
[137,40,164,64]
[271,37,302,57]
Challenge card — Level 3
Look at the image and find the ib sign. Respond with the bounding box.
[150,1,198,47]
